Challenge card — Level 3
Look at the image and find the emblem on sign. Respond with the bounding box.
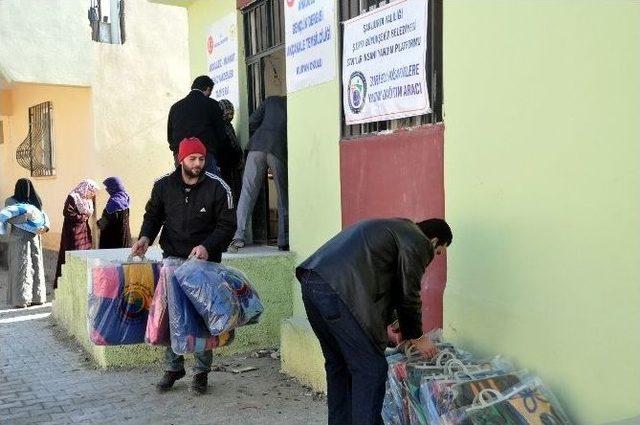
[348,71,367,114]
[207,35,214,55]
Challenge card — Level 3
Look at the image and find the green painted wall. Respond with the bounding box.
[287,78,343,316]
[281,76,343,390]
[186,0,250,146]
[443,2,640,424]
[280,0,342,389]
[52,250,294,368]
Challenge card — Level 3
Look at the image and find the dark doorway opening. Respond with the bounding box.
[242,0,286,245]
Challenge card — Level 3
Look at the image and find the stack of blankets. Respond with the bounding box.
[88,257,263,354]
[382,339,572,424]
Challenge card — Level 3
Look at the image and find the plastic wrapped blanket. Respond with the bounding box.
[173,259,263,335]
[0,202,50,234]
[166,257,234,354]
[440,378,572,425]
[145,257,179,346]
[88,260,160,345]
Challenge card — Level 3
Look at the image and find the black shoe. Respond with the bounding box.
[278,244,290,252]
[156,370,186,392]
[190,372,208,395]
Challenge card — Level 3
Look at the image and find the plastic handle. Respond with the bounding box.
[435,350,456,366]
[445,358,471,377]
[472,388,503,408]
[126,254,146,263]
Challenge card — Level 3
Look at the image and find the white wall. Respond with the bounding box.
[0,0,93,86]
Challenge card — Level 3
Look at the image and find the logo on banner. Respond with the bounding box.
[348,71,367,114]
[286,0,295,7]
[207,35,214,55]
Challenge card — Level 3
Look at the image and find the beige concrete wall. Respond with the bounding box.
[90,0,190,237]
[0,1,190,248]
[0,84,93,249]
[0,0,92,86]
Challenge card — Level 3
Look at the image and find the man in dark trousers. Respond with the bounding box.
[167,75,228,174]
[228,95,288,252]
[131,137,236,395]
[296,217,453,425]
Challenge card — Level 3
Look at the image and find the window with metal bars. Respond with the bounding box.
[340,0,442,139]
[88,0,126,44]
[16,102,55,177]
[244,0,286,114]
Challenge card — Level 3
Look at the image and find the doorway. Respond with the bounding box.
[242,0,287,245]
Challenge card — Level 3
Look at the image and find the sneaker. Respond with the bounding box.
[190,372,208,395]
[156,370,186,392]
[278,244,290,252]
[227,239,245,253]
[14,304,28,309]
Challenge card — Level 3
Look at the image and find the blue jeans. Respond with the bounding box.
[164,347,212,375]
[299,270,388,425]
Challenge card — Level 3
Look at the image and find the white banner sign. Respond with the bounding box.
[342,0,430,125]
[285,0,336,93]
[206,13,240,110]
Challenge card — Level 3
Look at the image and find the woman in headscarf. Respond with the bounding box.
[4,179,49,308]
[97,177,132,249]
[217,99,243,202]
[54,179,100,289]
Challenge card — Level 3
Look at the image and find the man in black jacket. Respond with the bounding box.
[131,137,236,395]
[296,218,452,425]
[167,75,228,174]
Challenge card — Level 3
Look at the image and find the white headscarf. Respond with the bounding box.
[69,179,100,215]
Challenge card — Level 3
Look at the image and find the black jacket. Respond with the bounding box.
[139,169,236,262]
[248,96,287,161]
[98,208,132,249]
[167,90,228,157]
[297,218,434,351]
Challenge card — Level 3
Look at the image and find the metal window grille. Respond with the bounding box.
[340,0,442,139]
[244,0,285,114]
[16,102,55,177]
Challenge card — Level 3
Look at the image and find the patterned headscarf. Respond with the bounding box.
[69,179,100,215]
[103,177,130,214]
[219,99,234,122]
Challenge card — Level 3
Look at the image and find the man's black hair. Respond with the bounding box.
[191,75,214,91]
[416,218,452,247]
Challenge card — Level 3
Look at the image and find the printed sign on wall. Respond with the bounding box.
[342,0,430,125]
[285,0,337,93]
[206,13,240,109]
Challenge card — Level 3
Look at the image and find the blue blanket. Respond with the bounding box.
[88,262,160,345]
[173,260,263,336]
[0,203,50,234]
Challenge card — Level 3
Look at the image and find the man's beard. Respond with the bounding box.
[182,165,203,178]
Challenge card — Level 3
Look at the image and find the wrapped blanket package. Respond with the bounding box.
[165,257,234,354]
[382,334,572,425]
[0,202,50,235]
[144,257,180,346]
[173,259,263,335]
[88,260,160,345]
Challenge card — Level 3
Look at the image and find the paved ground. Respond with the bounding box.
[0,270,327,424]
